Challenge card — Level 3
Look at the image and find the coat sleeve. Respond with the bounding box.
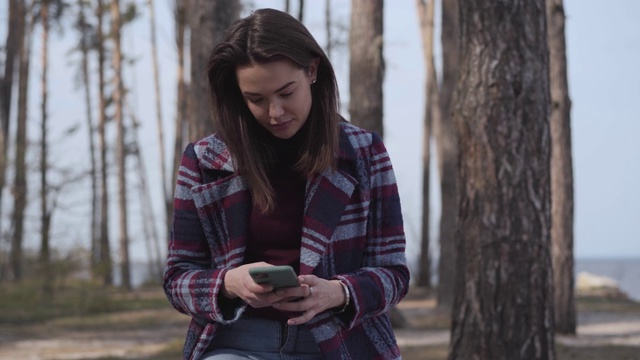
[333,131,410,329]
[162,143,245,324]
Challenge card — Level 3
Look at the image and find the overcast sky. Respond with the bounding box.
[1,0,638,266]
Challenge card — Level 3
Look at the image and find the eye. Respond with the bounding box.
[280,91,293,98]
[247,97,263,105]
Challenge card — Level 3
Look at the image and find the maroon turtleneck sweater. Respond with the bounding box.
[243,134,306,322]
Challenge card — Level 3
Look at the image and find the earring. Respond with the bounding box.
[311,79,316,84]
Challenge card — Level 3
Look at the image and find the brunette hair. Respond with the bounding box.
[207,8,340,214]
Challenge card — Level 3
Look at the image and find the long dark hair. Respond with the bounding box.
[207,8,340,213]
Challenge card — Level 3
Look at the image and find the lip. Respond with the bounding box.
[270,120,293,131]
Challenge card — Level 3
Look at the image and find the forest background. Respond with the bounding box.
[1,0,638,286]
[0,0,639,359]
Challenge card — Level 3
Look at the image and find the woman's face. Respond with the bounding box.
[236,59,318,139]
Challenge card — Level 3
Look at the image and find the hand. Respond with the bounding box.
[222,262,293,308]
[272,275,346,325]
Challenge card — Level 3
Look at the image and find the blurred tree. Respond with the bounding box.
[298,0,304,22]
[325,0,331,59]
[110,0,130,290]
[188,0,240,142]
[435,0,460,310]
[349,0,409,329]
[448,1,556,359]
[170,0,188,236]
[72,0,99,282]
[11,0,33,282]
[96,0,113,286]
[415,0,437,289]
[547,0,576,335]
[39,0,51,296]
[349,0,384,137]
[0,0,23,239]
[37,0,66,295]
[146,0,169,246]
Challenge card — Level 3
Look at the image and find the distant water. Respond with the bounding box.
[576,257,640,301]
[418,257,640,302]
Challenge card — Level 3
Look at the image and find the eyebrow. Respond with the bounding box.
[242,81,296,96]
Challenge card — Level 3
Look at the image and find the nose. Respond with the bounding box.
[269,101,284,119]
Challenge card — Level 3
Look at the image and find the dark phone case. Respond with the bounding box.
[249,265,299,289]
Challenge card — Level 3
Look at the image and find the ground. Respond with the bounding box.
[1,286,639,360]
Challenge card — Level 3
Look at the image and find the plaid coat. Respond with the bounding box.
[164,121,410,360]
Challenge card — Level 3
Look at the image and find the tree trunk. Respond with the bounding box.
[147,0,169,243]
[298,0,304,22]
[436,0,460,310]
[188,0,240,142]
[130,112,163,280]
[348,0,384,137]
[0,0,23,233]
[416,0,439,289]
[348,0,408,327]
[110,0,130,290]
[449,1,555,359]
[170,0,188,240]
[76,0,98,271]
[96,0,112,286]
[325,0,332,59]
[39,0,53,296]
[11,0,33,282]
[547,0,575,335]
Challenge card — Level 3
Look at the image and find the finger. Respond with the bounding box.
[274,285,306,299]
[296,275,319,287]
[287,309,317,326]
[273,297,307,312]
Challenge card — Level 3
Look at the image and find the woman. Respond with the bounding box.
[163,8,409,360]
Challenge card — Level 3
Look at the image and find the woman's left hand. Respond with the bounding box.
[272,275,346,325]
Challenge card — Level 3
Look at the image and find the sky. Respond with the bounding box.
[1,0,638,269]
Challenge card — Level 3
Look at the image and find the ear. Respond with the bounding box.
[307,58,321,81]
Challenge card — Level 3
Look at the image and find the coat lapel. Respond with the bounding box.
[299,168,358,274]
[191,174,251,268]
[299,127,360,274]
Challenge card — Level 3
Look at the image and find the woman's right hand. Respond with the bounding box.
[222,262,282,308]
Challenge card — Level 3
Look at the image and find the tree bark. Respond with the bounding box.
[349,0,384,137]
[96,0,112,286]
[448,1,555,359]
[436,0,460,310]
[110,0,130,290]
[188,0,240,142]
[547,0,576,335]
[10,0,32,282]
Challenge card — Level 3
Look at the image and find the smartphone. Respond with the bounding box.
[249,265,299,289]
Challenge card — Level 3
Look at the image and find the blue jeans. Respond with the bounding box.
[200,317,323,360]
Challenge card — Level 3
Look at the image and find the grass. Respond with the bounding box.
[0,280,169,325]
